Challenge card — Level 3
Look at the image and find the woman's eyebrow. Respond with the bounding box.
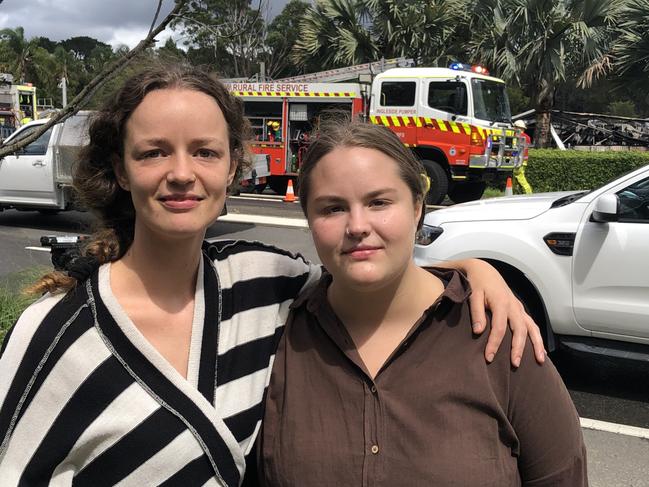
[365,188,398,198]
[312,188,397,204]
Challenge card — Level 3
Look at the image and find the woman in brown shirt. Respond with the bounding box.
[259,121,587,486]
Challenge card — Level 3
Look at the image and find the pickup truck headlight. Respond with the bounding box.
[415,225,444,246]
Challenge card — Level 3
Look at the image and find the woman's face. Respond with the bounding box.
[116,88,236,244]
[306,146,422,292]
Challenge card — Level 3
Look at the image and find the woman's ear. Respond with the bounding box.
[415,198,425,230]
[112,156,130,191]
[227,160,239,187]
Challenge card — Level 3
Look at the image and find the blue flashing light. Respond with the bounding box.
[449,62,490,76]
[449,62,469,71]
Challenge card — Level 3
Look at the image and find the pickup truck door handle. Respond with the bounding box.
[32,160,45,167]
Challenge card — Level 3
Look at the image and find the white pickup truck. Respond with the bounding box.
[414,164,649,360]
[0,113,90,214]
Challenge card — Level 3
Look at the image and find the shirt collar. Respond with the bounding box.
[292,267,472,317]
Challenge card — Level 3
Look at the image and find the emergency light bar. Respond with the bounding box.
[449,62,490,76]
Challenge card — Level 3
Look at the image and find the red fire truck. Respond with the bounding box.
[227,59,525,204]
[225,81,365,195]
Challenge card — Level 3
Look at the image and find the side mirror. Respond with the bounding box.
[591,194,619,223]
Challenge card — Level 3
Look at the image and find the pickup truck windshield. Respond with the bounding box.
[471,79,511,123]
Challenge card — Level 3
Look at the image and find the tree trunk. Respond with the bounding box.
[533,78,555,148]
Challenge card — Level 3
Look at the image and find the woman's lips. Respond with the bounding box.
[159,195,202,210]
[343,246,381,259]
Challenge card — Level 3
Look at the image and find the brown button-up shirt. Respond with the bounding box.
[259,269,587,486]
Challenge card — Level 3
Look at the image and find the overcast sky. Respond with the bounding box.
[0,0,290,49]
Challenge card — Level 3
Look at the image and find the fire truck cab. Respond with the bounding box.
[226,81,364,195]
[370,65,525,204]
[0,73,38,140]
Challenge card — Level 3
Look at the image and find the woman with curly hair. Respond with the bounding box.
[0,64,544,486]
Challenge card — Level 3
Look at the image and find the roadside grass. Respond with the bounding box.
[0,266,50,344]
[482,186,505,199]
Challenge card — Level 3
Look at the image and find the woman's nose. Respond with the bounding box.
[346,207,371,238]
[166,153,196,185]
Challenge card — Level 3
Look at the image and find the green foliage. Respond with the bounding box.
[264,0,311,77]
[292,0,469,69]
[469,0,620,147]
[482,187,505,199]
[607,101,638,118]
[174,0,266,77]
[507,85,530,115]
[0,267,47,344]
[612,0,649,93]
[0,0,646,118]
[293,0,376,69]
[526,149,649,193]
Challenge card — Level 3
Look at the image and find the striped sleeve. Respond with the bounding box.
[204,240,321,454]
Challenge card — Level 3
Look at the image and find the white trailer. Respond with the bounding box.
[0,112,90,213]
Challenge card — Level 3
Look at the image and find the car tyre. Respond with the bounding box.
[422,161,449,205]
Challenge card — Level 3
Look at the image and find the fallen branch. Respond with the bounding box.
[0,0,187,158]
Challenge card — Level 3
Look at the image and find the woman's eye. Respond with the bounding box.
[142,149,164,159]
[196,149,218,158]
[324,206,344,214]
[370,199,390,208]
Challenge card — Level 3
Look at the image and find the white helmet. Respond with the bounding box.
[513,120,526,129]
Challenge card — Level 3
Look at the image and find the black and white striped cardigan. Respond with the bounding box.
[0,240,319,486]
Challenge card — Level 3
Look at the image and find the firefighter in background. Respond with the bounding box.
[267,120,281,142]
[513,120,533,194]
[20,107,33,125]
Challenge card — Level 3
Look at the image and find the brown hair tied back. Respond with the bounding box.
[28,62,251,295]
[298,120,428,228]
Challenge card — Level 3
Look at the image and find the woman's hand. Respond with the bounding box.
[442,258,546,366]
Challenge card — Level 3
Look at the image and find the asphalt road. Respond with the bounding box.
[1,202,648,486]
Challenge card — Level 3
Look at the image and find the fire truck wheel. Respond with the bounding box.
[269,177,288,195]
[422,161,449,205]
[448,182,486,203]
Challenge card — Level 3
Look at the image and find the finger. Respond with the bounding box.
[509,315,527,368]
[525,313,546,364]
[484,309,506,363]
[469,288,487,334]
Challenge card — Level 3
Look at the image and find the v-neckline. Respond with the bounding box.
[98,255,220,404]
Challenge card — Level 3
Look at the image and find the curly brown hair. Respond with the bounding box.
[29,62,251,295]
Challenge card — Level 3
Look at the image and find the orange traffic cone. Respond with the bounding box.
[284,179,296,202]
[505,176,513,196]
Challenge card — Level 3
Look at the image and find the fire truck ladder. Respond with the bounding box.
[274,57,414,83]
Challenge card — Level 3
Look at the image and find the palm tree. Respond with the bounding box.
[469,0,620,147]
[293,0,470,69]
[612,0,649,93]
[0,26,36,83]
[370,0,469,66]
[292,0,377,69]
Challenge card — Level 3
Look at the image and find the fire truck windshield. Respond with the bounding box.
[471,79,511,123]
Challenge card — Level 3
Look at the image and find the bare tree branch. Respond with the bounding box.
[0,0,187,158]
[148,0,165,36]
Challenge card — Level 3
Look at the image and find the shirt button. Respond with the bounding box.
[370,385,377,393]
[371,445,379,454]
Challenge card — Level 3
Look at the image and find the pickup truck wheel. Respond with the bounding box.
[484,259,554,351]
[448,182,486,203]
[422,161,449,205]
